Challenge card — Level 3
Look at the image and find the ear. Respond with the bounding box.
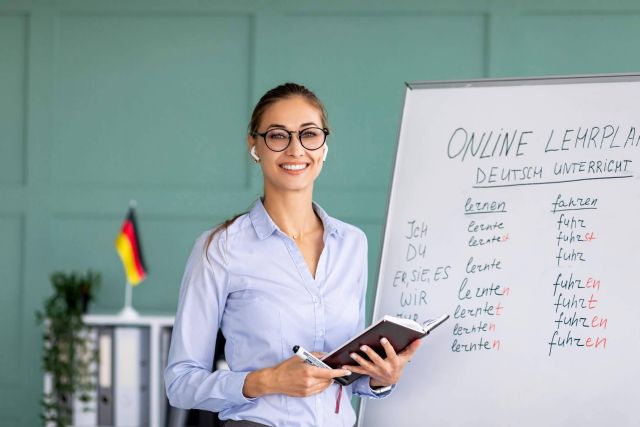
[250,145,260,163]
[323,144,329,162]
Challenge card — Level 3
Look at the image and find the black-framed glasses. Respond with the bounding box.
[252,126,329,152]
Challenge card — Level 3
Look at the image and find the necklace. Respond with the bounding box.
[288,231,304,240]
[285,224,322,240]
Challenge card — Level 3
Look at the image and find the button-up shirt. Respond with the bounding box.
[165,198,390,427]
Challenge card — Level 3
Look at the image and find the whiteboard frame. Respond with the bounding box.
[358,72,640,426]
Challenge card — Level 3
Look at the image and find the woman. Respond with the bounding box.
[165,83,421,426]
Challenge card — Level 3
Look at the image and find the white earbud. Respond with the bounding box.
[323,144,329,162]
[250,146,260,163]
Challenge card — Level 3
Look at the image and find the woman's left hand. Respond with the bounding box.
[341,338,422,388]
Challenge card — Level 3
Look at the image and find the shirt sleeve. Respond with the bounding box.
[164,232,256,412]
[350,231,395,399]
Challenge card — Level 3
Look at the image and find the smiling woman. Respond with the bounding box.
[164,83,421,427]
[249,93,328,199]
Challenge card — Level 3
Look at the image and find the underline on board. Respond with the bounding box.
[464,211,507,215]
[472,174,634,189]
[550,207,598,213]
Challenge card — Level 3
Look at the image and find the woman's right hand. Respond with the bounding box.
[242,355,352,398]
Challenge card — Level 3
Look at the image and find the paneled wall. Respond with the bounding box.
[1,0,640,424]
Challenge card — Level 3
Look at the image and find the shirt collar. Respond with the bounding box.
[249,198,343,241]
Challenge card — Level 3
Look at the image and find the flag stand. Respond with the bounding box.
[118,280,140,319]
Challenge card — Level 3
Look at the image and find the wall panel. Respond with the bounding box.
[497,13,640,76]
[0,215,24,424]
[52,13,253,190]
[0,14,27,187]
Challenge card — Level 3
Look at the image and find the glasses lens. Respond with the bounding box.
[265,129,290,151]
[299,127,326,150]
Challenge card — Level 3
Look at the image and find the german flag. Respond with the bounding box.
[115,208,147,286]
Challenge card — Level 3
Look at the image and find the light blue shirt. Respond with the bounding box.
[165,198,391,426]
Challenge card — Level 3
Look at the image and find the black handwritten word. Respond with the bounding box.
[476,165,543,185]
[544,126,620,152]
[551,193,598,213]
[405,220,428,239]
[406,243,427,261]
[548,329,606,356]
[399,289,427,307]
[554,311,589,329]
[556,247,587,266]
[447,127,531,161]
[452,321,494,336]
[453,301,503,319]
[466,256,502,274]
[451,337,500,353]
[553,159,632,176]
[464,198,506,215]
[468,234,509,247]
[467,220,504,233]
[557,213,586,230]
[458,278,509,300]
[392,266,451,287]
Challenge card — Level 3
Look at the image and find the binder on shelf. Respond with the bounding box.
[159,326,170,427]
[114,326,150,427]
[72,326,99,426]
[97,326,114,426]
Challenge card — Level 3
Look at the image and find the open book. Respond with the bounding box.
[322,314,449,386]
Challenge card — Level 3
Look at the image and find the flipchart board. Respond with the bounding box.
[358,75,640,427]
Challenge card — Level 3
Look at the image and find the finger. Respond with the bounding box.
[309,366,352,379]
[359,345,386,366]
[379,337,398,360]
[399,339,422,359]
[311,351,327,358]
[329,368,353,379]
[350,351,376,371]
[341,364,368,376]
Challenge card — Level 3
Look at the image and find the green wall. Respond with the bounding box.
[2,0,640,425]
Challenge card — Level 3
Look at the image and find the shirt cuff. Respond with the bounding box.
[222,370,257,406]
[351,376,395,399]
[371,385,392,394]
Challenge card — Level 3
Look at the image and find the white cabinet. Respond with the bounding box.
[45,314,175,427]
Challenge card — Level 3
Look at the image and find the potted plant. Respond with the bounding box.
[36,270,101,427]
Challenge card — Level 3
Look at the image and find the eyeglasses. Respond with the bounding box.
[252,126,329,152]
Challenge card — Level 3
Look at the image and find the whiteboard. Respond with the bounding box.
[359,75,640,427]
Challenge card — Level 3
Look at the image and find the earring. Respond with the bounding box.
[250,146,260,163]
[323,144,329,162]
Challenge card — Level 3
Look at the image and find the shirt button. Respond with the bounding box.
[312,296,318,303]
